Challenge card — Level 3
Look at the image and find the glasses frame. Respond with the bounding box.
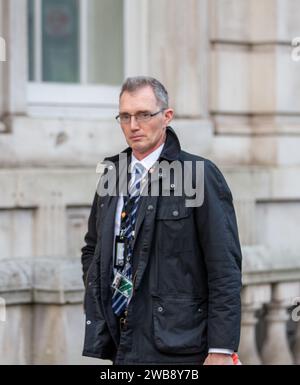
[115,109,166,124]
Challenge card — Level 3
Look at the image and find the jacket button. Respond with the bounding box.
[100,203,104,208]
[157,306,164,313]
[147,205,154,211]
[170,183,175,189]
[172,210,179,217]
[86,320,92,325]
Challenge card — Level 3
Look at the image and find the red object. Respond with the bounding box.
[231,353,239,365]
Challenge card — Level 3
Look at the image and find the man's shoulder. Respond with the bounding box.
[179,149,205,162]
[179,150,229,183]
[179,150,218,169]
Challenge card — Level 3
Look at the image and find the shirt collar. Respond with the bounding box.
[131,143,165,173]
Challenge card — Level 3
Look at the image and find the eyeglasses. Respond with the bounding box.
[115,109,165,124]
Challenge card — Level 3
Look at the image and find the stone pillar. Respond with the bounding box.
[1,0,27,123]
[210,0,300,167]
[0,304,32,364]
[0,259,32,364]
[124,0,149,77]
[239,284,271,364]
[261,282,298,364]
[35,191,67,258]
[0,0,5,129]
[32,304,68,364]
[148,0,209,118]
[239,305,262,364]
[32,258,95,364]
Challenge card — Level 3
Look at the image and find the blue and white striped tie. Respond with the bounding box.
[112,163,145,316]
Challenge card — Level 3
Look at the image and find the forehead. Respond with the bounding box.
[119,86,158,112]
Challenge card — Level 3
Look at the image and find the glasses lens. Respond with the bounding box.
[119,114,130,124]
[136,112,151,122]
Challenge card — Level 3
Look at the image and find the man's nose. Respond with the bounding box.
[130,115,139,130]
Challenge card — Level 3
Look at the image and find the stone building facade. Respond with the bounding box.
[0,0,300,364]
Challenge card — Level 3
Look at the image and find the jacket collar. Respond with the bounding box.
[103,126,181,164]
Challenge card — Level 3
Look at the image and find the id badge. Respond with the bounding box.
[112,272,133,299]
[114,236,126,268]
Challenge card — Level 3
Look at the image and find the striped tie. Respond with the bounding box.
[112,163,145,316]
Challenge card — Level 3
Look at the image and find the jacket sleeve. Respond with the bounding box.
[81,192,98,288]
[195,159,242,351]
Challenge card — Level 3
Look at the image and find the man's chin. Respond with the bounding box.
[131,143,147,153]
[131,144,152,159]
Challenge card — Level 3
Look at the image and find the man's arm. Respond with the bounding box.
[195,159,242,358]
[81,192,98,288]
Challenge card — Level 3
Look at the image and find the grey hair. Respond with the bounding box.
[120,76,169,108]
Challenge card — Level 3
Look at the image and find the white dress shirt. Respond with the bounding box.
[112,143,233,356]
[113,143,165,245]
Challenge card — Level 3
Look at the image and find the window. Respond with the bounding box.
[28,0,124,85]
[42,0,80,83]
[26,0,150,118]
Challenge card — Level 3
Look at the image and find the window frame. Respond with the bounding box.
[27,0,132,118]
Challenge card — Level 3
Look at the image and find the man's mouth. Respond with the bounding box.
[131,136,144,141]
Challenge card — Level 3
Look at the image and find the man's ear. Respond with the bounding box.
[164,108,174,126]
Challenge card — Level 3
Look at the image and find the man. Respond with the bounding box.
[81,77,242,365]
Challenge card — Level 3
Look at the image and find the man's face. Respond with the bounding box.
[119,86,174,160]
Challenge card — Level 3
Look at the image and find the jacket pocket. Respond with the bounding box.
[83,285,115,359]
[152,296,207,354]
[156,199,190,220]
[83,316,115,359]
[155,199,193,254]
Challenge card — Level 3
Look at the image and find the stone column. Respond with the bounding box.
[124,0,149,77]
[0,304,32,364]
[0,0,5,130]
[1,0,27,126]
[0,259,33,364]
[35,191,67,258]
[148,0,210,118]
[239,305,261,364]
[32,258,93,364]
[239,284,271,364]
[210,0,300,167]
[261,282,298,365]
[32,304,68,364]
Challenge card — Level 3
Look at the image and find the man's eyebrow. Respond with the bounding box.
[119,110,150,114]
